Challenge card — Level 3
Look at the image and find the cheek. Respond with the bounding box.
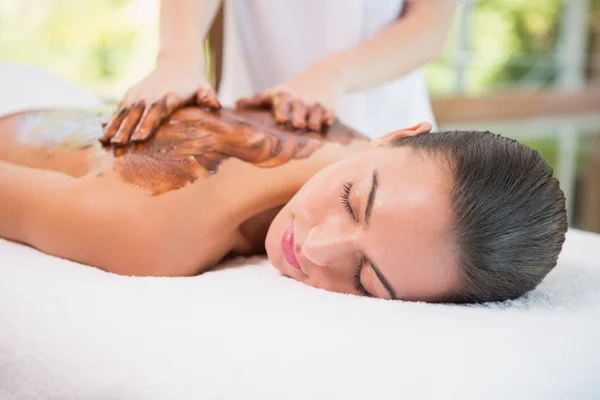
[308,268,357,294]
[266,166,343,269]
[289,164,344,212]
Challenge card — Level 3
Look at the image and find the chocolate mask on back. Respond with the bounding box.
[112,107,365,195]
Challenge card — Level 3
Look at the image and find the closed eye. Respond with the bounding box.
[341,171,395,300]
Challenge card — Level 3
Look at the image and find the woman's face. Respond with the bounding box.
[265,123,461,302]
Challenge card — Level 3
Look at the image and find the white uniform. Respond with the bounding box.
[218,0,436,139]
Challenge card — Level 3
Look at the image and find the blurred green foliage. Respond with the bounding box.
[0,0,157,98]
[473,0,563,90]
[426,0,565,95]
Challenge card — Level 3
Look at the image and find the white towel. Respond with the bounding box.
[0,61,102,118]
[0,229,599,400]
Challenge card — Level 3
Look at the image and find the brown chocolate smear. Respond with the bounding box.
[113,107,365,195]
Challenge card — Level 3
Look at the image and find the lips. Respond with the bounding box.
[281,223,302,271]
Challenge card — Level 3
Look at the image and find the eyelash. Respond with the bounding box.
[341,181,371,297]
[353,258,371,297]
[340,181,356,220]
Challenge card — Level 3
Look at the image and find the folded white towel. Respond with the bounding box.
[0,229,599,400]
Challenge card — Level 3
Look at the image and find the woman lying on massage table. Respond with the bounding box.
[0,105,567,303]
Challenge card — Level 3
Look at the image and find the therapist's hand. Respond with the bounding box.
[236,63,343,132]
[100,63,221,146]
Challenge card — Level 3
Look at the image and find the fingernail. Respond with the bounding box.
[131,132,144,141]
[165,94,178,108]
[110,137,125,146]
[145,127,158,141]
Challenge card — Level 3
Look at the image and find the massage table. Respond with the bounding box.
[1,61,599,399]
[1,229,599,399]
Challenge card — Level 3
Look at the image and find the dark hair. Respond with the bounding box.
[391,130,568,303]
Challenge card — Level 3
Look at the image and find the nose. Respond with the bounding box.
[300,216,357,267]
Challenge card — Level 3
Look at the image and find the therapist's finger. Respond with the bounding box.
[117,97,129,110]
[133,93,182,142]
[196,88,222,109]
[290,99,308,130]
[163,92,183,116]
[307,104,324,132]
[322,108,336,127]
[110,102,145,146]
[235,93,272,109]
[131,101,165,142]
[99,108,127,145]
[273,93,292,124]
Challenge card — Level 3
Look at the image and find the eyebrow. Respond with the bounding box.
[372,262,397,300]
[362,170,397,300]
[364,170,378,225]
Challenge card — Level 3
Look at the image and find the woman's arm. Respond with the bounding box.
[157,0,222,70]
[325,0,457,93]
[0,161,160,275]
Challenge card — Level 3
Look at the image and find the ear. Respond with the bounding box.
[370,122,433,148]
